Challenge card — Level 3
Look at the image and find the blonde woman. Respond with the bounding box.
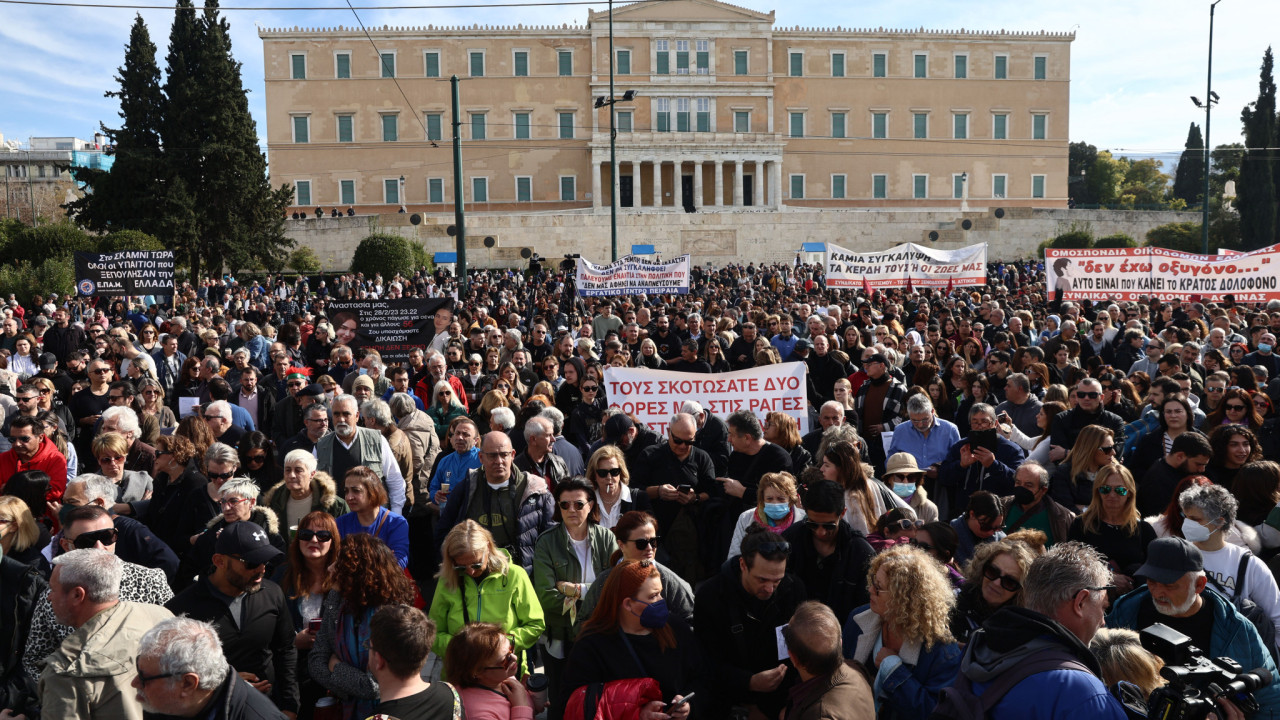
[1049,425,1118,512]
[728,472,806,557]
[949,539,1036,645]
[1067,463,1155,596]
[843,545,961,717]
[0,494,45,565]
[1090,628,1167,699]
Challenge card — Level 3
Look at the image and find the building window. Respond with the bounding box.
[913,174,927,199]
[953,174,966,199]
[656,98,671,132]
[472,177,488,203]
[292,115,309,143]
[790,175,804,199]
[513,51,528,77]
[1034,55,1047,80]
[696,40,709,74]
[913,53,927,78]
[872,112,887,139]
[559,112,574,139]
[993,113,1008,140]
[291,53,306,80]
[1032,174,1046,198]
[425,51,440,77]
[656,39,670,75]
[380,52,395,78]
[560,176,576,202]
[734,50,747,75]
[994,54,1007,79]
[381,114,398,142]
[384,178,399,204]
[295,180,311,206]
[558,50,572,76]
[953,113,967,140]
[832,174,846,199]
[676,98,690,132]
[696,98,710,132]
[516,176,532,203]
[337,114,353,143]
[1032,114,1047,140]
[872,174,887,199]
[428,177,444,203]
[831,112,846,139]
[471,113,486,140]
[339,179,355,205]
[789,51,803,77]
[831,52,845,77]
[992,174,1007,199]
[469,51,485,78]
[789,112,804,138]
[617,111,632,133]
[514,113,530,140]
[426,113,442,141]
[913,112,928,139]
[872,52,887,78]
[954,54,967,79]
[336,53,351,79]
[617,49,630,75]
[676,40,689,75]
[734,111,749,133]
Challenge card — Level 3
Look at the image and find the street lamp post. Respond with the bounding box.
[594,0,636,262]
[1193,0,1224,256]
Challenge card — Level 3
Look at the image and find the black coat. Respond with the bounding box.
[144,662,288,720]
[782,520,875,622]
[0,557,46,715]
[695,413,731,477]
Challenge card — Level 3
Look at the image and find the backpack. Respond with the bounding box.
[1120,412,1159,460]
[930,648,1092,720]
[1205,551,1280,667]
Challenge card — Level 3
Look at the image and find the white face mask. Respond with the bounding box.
[1181,516,1216,544]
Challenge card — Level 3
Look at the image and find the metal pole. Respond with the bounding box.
[451,75,468,296]
[1202,0,1220,255]
[609,0,618,261]
[25,150,36,226]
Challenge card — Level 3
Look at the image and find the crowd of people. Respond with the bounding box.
[1,258,1280,719]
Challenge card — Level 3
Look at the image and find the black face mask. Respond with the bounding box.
[1011,486,1037,507]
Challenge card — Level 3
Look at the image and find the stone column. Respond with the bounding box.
[693,160,703,210]
[714,159,724,207]
[592,161,602,210]
[771,160,783,209]
[733,159,744,207]
[653,160,663,208]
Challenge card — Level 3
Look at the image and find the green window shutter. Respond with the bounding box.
[954,55,967,79]
[426,114,442,141]
[832,113,845,139]
[993,114,1007,140]
[471,114,486,140]
[872,113,886,139]
[560,176,575,202]
[337,115,353,143]
[384,178,398,204]
[734,50,747,75]
[1033,114,1046,140]
[380,53,395,78]
[340,180,354,205]
[873,175,887,199]
[734,112,748,133]
[994,55,1007,79]
[696,112,710,133]
[832,175,845,199]
[993,176,1006,198]
[1034,56,1046,80]
[953,114,967,140]
[382,115,397,142]
[696,51,708,72]
[832,53,844,77]
[656,52,669,75]
[657,113,670,133]
[425,52,439,77]
[295,181,311,206]
[558,51,572,76]
[473,178,488,203]
[428,178,443,203]
[514,52,527,77]
[914,175,927,199]
[954,175,965,199]
[617,112,632,133]
[559,113,574,139]
[914,54,926,78]
[873,53,886,78]
[676,51,689,72]
[291,55,306,79]
[470,52,484,77]
[789,52,802,77]
[293,116,309,143]
[676,112,689,133]
[617,51,630,75]
[336,54,350,79]
[1032,176,1045,198]
[515,113,530,140]
[913,113,927,139]
[790,175,804,199]
[790,112,803,138]
[517,177,531,202]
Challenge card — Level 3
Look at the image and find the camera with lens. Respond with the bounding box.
[1141,623,1271,720]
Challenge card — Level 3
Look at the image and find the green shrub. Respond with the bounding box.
[0,258,75,305]
[1093,233,1137,249]
[96,229,167,254]
[350,233,414,279]
[6,222,93,265]
[288,246,322,275]
[409,241,433,273]
[1048,229,1094,249]
[1145,222,1202,254]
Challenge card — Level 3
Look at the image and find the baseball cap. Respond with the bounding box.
[38,353,57,370]
[794,338,813,351]
[214,521,283,566]
[865,353,890,366]
[1135,537,1203,585]
[603,414,635,443]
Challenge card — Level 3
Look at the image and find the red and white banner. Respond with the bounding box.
[1045,244,1280,303]
[825,242,987,289]
[602,362,809,436]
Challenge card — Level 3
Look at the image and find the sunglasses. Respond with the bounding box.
[455,562,485,572]
[581,385,599,392]
[885,518,925,531]
[1097,485,1130,496]
[1225,404,1247,411]
[297,528,333,542]
[595,468,622,478]
[1207,386,1225,393]
[983,564,1023,592]
[558,500,589,511]
[72,527,119,549]
[670,435,695,446]
[1076,391,1101,400]
[230,555,264,571]
[909,538,935,552]
[1098,445,1117,455]
[805,519,840,533]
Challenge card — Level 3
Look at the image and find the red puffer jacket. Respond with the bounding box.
[564,677,662,720]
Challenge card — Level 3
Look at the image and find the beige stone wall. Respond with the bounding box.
[285,207,1199,271]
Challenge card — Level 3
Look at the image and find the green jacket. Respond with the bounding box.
[532,523,618,643]
[428,549,545,672]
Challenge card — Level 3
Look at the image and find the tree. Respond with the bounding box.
[97,229,167,254]
[1048,229,1093,249]
[1094,233,1137,249]
[1085,151,1127,206]
[1068,141,1098,205]
[351,234,414,279]
[1119,158,1171,208]
[288,246,321,275]
[1173,123,1205,206]
[1146,222,1202,253]
[1238,47,1278,250]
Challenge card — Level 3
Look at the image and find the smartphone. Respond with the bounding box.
[997,412,1012,425]
[307,618,322,633]
[664,692,695,714]
[969,428,998,453]
[677,485,694,494]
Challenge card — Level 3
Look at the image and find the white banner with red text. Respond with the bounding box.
[1044,244,1280,302]
[575,254,691,296]
[602,362,809,436]
[824,242,987,289]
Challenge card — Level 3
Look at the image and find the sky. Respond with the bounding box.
[2,0,1278,173]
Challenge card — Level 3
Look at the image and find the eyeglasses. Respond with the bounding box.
[92,368,111,375]
[1076,391,1101,400]
[1206,386,1225,393]
[669,435,695,446]
[1225,404,1247,411]
[886,518,925,531]
[219,496,249,507]
[72,527,119,549]
[203,414,225,421]
[8,434,35,444]
[454,562,485,572]
[245,453,267,464]
[631,536,660,550]
[229,555,264,570]
[135,661,180,686]
[558,500,589,510]
[909,538,935,552]
[581,385,599,392]
[1097,485,1130,496]
[595,468,622,478]
[983,564,1023,592]
[482,653,518,671]
[97,455,125,465]
[297,529,333,542]
[975,515,1003,532]
[1098,445,1117,455]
